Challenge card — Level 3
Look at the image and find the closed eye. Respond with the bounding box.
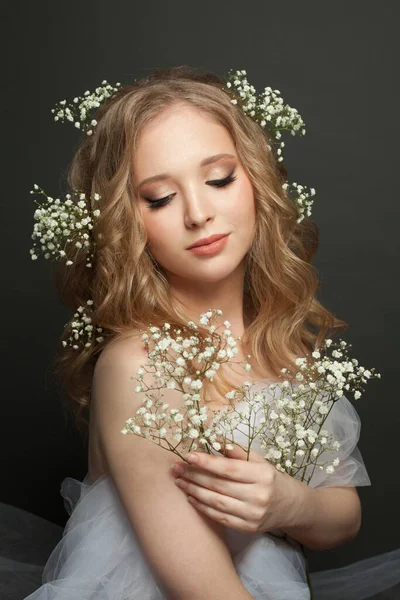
[143,170,238,209]
[207,171,238,188]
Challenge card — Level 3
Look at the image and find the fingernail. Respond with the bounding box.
[187,453,198,463]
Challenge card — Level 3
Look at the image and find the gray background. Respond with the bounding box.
[2,0,398,573]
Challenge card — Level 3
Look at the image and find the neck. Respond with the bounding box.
[168,264,247,341]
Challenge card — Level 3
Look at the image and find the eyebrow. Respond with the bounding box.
[135,153,237,190]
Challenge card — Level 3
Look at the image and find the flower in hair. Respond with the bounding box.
[282,182,316,223]
[51,79,121,135]
[29,184,101,268]
[61,299,104,350]
[224,69,306,164]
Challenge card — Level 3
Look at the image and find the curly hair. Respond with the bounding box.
[51,65,348,436]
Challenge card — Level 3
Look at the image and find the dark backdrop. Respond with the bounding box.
[2,0,398,574]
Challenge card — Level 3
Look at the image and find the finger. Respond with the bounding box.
[186,494,259,534]
[176,467,254,502]
[176,476,254,523]
[186,451,261,484]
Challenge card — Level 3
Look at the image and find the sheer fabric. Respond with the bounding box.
[1,385,399,600]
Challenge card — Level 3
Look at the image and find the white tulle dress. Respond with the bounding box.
[3,381,400,600]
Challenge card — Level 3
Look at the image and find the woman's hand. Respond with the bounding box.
[170,443,307,534]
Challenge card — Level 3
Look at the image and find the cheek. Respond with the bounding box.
[142,212,174,251]
[231,178,256,225]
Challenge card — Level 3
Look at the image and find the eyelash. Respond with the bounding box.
[143,171,238,209]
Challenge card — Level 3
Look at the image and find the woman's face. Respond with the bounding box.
[133,102,256,287]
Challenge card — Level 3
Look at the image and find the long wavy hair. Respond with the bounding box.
[51,65,348,436]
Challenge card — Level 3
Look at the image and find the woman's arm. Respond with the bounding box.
[278,472,362,551]
[92,338,254,600]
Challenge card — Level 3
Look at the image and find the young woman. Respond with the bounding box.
[4,65,400,599]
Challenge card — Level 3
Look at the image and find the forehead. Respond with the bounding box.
[133,103,234,171]
[139,101,220,136]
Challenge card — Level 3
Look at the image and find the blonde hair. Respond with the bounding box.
[51,65,348,435]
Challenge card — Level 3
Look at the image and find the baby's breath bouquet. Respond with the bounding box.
[121,309,380,485]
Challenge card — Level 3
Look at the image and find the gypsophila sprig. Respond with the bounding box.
[224,69,306,163]
[61,299,105,350]
[211,336,381,484]
[29,184,101,268]
[121,309,253,461]
[282,182,316,223]
[121,310,381,484]
[51,80,121,135]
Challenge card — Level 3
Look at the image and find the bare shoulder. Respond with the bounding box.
[91,330,156,452]
[90,330,252,599]
[94,329,147,372]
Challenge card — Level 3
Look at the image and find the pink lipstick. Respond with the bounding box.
[188,234,229,255]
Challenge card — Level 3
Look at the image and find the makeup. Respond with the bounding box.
[187,234,229,255]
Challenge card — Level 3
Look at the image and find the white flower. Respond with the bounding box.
[205,369,216,379]
[190,414,203,426]
[190,379,203,391]
[158,337,172,351]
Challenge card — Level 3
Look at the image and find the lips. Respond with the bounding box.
[187,233,229,249]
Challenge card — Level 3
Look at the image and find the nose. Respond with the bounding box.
[183,186,216,229]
